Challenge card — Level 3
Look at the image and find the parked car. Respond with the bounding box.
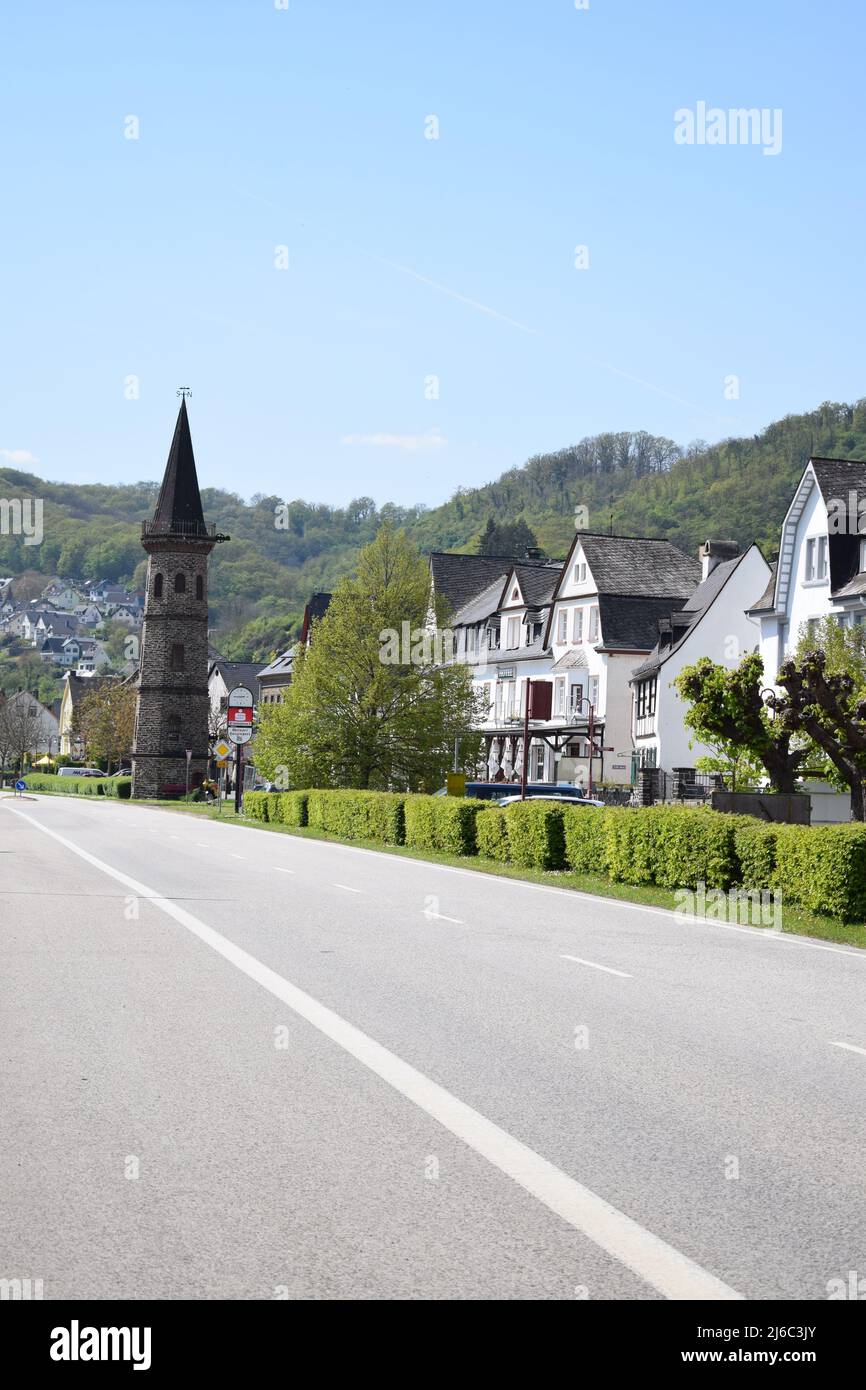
[464,781,596,802]
[491,793,605,809]
[112,768,132,777]
[58,766,104,778]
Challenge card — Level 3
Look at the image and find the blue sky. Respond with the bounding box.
[1,0,864,508]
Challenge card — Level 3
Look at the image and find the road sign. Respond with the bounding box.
[15,779,26,792]
[227,684,255,745]
[213,739,231,762]
[227,724,252,745]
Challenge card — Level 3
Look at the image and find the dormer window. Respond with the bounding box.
[860,538,866,573]
[572,561,587,584]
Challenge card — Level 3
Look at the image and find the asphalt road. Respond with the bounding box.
[2,792,866,1301]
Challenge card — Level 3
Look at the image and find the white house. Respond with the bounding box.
[449,560,562,781]
[749,456,866,677]
[630,541,771,769]
[540,532,700,785]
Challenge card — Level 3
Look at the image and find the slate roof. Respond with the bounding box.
[209,660,264,695]
[150,397,208,536]
[600,594,693,654]
[258,647,297,680]
[630,554,746,679]
[810,456,866,509]
[575,534,701,597]
[503,563,560,607]
[746,561,777,614]
[430,552,553,614]
[300,592,332,644]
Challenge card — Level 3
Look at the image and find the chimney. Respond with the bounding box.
[699,539,740,581]
[524,546,544,560]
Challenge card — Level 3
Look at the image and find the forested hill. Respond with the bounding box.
[2,398,865,661]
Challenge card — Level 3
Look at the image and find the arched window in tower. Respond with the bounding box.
[154,573,163,599]
[174,572,186,594]
[195,575,203,601]
[170,643,185,671]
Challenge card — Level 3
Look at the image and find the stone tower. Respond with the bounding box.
[131,398,227,799]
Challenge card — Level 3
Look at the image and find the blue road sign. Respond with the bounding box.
[15,780,26,791]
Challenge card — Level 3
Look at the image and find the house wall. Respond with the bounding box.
[637,548,771,769]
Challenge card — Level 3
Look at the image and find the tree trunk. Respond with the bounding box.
[850,779,866,822]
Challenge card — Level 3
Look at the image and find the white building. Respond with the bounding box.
[630,541,771,769]
[749,456,866,676]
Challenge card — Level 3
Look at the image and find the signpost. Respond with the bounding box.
[185,748,192,799]
[226,686,254,815]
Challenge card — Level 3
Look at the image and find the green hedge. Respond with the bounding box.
[228,785,866,923]
[18,773,131,799]
[476,806,510,861]
[504,801,567,870]
[306,789,405,844]
[563,805,608,874]
[772,823,866,921]
[404,795,484,855]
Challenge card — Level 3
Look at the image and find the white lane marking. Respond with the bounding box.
[334,883,361,893]
[274,867,294,874]
[829,1040,866,1058]
[561,954,633,979]
[3,806,741,1302]
[424,912,464,925]
[196,843,209,848]
[230,854,246,860]
[169,835,180,840]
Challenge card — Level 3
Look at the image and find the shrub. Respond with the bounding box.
[306,789,405,844]
[404,796,483,855]
[734,820,778,890]
[276,790,308,826]
[476,806,510,861]
[603,806,659,884]
[244,791,269,821]
[772,823,866,920]
[504,801,566,870]
[651,807,740,890]
[563,806,608,874]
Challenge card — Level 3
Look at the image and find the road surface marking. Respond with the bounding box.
[202,824,866,962]
[274,866,294,874]
[3,805,742,1303]
[829,1040,866,1058]
[334,883,361,893]
[230,854,246,860]
[425,912,464,925]
[561,954,632,979]
[196,843,209,848]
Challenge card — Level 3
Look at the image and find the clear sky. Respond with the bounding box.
[1,0,864,508]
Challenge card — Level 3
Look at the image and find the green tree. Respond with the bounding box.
[772,643,866,820]
[254,525,483,791]
[674,652,806,792]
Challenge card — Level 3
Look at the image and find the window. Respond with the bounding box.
[588,675,600,710]
[166,722,181,747]
[636,677,658,720]
[506,616,520,649]
[196,575,204,600]
[805,537,828,582]
[554,677,566,715]
[860,538,866,573]
[568,682,584,713]
[154,573,163,599]
[170,643,185,671]
[557,609,568,643]
[572,561,586,585]
[588,606,599,642]
[573,607,583,643]
[174,572,186,593]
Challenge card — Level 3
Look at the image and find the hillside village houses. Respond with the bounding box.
[0,576,146,680]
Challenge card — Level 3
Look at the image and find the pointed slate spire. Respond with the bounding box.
[150,397,206,535]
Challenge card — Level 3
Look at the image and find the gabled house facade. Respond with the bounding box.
[630,541,771,769]
[540,533,701,785]
[749,457,866,680]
